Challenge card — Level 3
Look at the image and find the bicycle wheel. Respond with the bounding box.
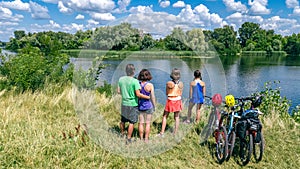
[200,111,216,144]
[240,133,253,166]
[226,131,236,161]
[253,131,264,162]
[215,125,228,164]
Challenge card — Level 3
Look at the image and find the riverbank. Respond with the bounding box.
[61,49,218,59]
[0,85,299,168]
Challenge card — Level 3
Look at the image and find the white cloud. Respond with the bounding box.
[225,12,263,31]
[42,0,59,4]
[75,14,85,20]
[90,12,116,21]
[87,19,99,25]
[286,0,299,8]
[223,0,247,13]
[117,0,131,12]
[123,4,226,39]
[0,6,13,17]
[29,1,50,19]
[66,23,84,31]
[226,12,263,24]
[173,1,186,8]
[59,0,115,13]
[159,0,170,8]
[261,16,299,35]
[293,6,300,15]
[30,22,83,35]
[58,1,73,13]
[49,20,61,28]
[129,5,153,13]
[248,0,271,14]
[0,6,23,21]
[0,21,19,27]
[0,0,30,11]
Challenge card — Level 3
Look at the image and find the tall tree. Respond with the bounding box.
[185,28,208,52]
[238,22,261,48]
[14,30,26,40]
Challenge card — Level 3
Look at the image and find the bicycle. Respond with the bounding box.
[236,95,264,165]
[222,96,242,161]
[200,94,228,164]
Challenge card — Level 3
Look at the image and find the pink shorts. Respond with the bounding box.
[164,99,182,112]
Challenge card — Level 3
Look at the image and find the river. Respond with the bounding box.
[2,48,299,111]
[73,54,300,112]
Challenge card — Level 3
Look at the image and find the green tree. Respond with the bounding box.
[238,22,261,48]
[185,28,208,52]
[14,30,26,40]
[283,33,300,56]
[140,33,155,50]
[164,27,188,51]
[210,25,240,54]
[0,46,47,91]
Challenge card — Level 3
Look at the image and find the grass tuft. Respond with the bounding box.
[0,86,299,168]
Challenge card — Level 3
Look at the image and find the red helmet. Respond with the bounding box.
[212,93,222,106]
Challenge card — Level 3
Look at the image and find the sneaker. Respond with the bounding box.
[156,133,164,138]
[126,138,132,145]
[183,120,191,124]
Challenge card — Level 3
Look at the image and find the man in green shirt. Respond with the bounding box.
[118,64,150,144]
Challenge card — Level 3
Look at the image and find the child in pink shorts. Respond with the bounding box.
[157,68,183,136]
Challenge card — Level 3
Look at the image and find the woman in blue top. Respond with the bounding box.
[138,69,156,143]
[184,70,206,124]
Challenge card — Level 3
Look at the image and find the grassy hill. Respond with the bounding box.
[0,86,299,168]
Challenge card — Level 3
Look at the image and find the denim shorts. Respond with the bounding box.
[121,105,139,124]
[139,108,154,115]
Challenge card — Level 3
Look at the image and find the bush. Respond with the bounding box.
[259,81,291,117]
[292,105,300,123]
[72,57,105,90]
[0,45,73,92]
[96,81,113,97]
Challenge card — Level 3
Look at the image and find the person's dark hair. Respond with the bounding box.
[170,68,180,81]
[138,69,152,81]
[126,64,135,76]
[194,70,202,80]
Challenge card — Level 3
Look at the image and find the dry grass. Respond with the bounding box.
[0,86,299,168]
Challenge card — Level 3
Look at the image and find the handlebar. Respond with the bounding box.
[204,95,212,100]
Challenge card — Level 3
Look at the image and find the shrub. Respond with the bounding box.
[72,56,105,90]
[259,81,291,117]
[292,105,300,123]
[96,81,113,97]
[0,45,73,92]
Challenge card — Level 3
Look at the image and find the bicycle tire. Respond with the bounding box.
[215,125,228,164]
[200,111,216,143]
[226,131,236,161]
[240,133,253,166]
[253,131,264,162]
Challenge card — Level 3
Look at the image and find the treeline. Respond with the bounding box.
[3,22,300,56]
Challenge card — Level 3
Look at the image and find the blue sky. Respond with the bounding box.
[1,0,300,42]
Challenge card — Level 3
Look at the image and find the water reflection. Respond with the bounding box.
[73,54,300,110]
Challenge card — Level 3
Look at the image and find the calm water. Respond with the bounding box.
[82,55,300,111]
[3,48,298,110]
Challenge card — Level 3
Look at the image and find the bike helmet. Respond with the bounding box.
[212,93,222,106]
[252,96,262,108]
[225,94,235,107]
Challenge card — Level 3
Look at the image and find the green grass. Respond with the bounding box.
[0,86,299,168]
[61,49,217,59]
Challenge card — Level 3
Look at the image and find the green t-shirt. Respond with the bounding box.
[118,76,141,106]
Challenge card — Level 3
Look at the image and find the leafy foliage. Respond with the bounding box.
[0,45,73,92]
[4,22,300,56]
[72,57,105,90]
[96,81,113,97]
[259,81,291,117]
[292,105,300,123]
